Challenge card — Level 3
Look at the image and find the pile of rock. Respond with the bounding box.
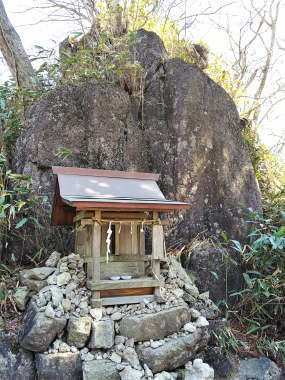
[13,251,220,380]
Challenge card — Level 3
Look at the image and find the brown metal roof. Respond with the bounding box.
[51,166,189,226]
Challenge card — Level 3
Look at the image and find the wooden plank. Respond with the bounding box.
[100,287,154,297]
[102,295,155,306]
[87,278,160,290]
[152,224,164,259]
[100,261,145,279]
[102,212,146,219]
[120,225,132,254]
[52,166,160,180]
[139,228,145,256]
[131,222,138,255]
[73,202,190,211]
[84,255,152,263]
[115,224,120,255]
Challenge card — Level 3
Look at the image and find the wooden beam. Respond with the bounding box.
[73,202,190,211]
[100,287,154,297]
[115,224,120,255]
[87,278,160,291]
[83,255,152,263]
[102,212,146,219]
[101,295,155,306]
[131,222,138,255]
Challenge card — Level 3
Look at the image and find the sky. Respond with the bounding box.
[1,0,284,157]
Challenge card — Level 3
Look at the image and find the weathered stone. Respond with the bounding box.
[119,306,190,342]
[183,322,196,333]
[89,308,102,320]
[120,366,143,380]
[35,352,82,380]
[232,357,283,380]
[137,329,209,373]
[82,360,120,380]
[0,333,35,380]
[184,359,214,380]
[13,287,30,311]
[122,346,141,369]
[19,301,67,352]
[20,267,55,281]
[45,251,61,267]
[45,303,55,318]
[195,316,209,327]
[57,272,71,286]
[62,298,71,312]
[111,312,122,321]
[154,372,176,380]
[89,319,114,349]
[67,317,92,348]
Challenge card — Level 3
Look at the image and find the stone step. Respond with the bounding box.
[137,329,209,373]
[119,305,190,342]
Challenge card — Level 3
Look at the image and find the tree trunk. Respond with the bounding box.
[0,0,40,89]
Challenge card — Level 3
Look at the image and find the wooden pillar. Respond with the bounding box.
[131,222,138,255]
[115,224,120,255]
[152,211,164,302]
[91,210,102,308]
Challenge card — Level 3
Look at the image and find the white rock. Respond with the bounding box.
[59,342,70,352]
[45,303,55,318]
[150,340,163,349]
[122,347,141,369]
[84,352,94,361]
[195,316,209,327]
[110,352,122,363]
[90,308,103,320]
[184,359,214,380]
[144,364,153,378]
[189,308,201,320]
[62,298,71,312]
[56,272,71,286]
[154,371,176,380]
[120,366,143,380]
[183,322,196,333]
[111,312,123,321]
[172,288,184,298]
[45,251,61,267]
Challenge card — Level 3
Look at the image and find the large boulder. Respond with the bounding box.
[12,29,261,258]
[19,301,67,352]
[119,305,190,342]
[137,328,209,373]
[0,333,35,380]
[35,352,82,380]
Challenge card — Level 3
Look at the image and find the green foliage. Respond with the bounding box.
[0,155,48,260]
[0,80,42,149]
[211,327,245,356]
[230,209,285,362]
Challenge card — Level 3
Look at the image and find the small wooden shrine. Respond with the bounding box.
[51,166,189,307]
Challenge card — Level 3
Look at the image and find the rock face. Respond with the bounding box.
[184,248,243,303]
[119,305,190,341]
[35,352,82,380]
[19,301,67,352]
[0,333,35,380]
[137,328,209,373]
[13,29,261,257]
